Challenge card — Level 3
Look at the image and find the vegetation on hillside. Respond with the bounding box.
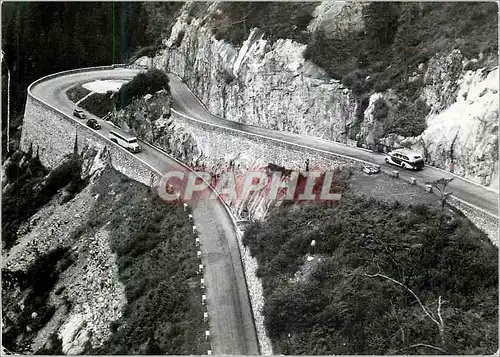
[205,2,497,143]
[2,148,87,250]
[116,69,170,109]
[2,159,208,354]
[79,92,115,118]
[243,195,498,354]
[75,169,208,354]
[207,2,317,46]
[66,85,91,104]
[1,2,182,161]
[2,248,75,353]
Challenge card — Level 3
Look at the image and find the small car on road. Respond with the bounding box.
[73,108,86,119]
[362,165,380,175]
[385,149,424,170]
[86,118,101,130]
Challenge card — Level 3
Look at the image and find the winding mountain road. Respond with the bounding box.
[30,68,260,355]
[167,74,498,217]
[31,66,498,354]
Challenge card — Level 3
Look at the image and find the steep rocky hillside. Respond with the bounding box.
[147,1,498,188]
[2,147,207,354]
[242,196,498,355]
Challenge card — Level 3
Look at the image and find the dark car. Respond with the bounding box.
[73,108,86,119]
[86,118,101,130]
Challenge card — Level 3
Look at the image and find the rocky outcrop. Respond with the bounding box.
[418,65,498,187]
[2,149,127,354]
[307,2,365,37]
[400,64,498,187]
[154,9,357,145]
[150,2,498,188]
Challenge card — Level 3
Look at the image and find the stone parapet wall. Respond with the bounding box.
[170,109,376,172]
[21,95,160,187]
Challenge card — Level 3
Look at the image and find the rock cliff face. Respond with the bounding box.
[154,9,358,146]
[2,148,126,354]
[151,2,498,188]
[409,65,499,189]
[369,51,499,188]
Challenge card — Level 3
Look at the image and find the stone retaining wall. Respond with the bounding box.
[380,168,498,245]
[21,95,160,187]
[170,109,375,172]
[448,196,498,246]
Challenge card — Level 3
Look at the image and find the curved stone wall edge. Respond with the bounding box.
[171,109,377,169]
[23,65,163,187]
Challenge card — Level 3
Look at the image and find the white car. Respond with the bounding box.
[108,130,142,153]
[385,149,425,170]
[73,108,86,119]
[362,166,380,175]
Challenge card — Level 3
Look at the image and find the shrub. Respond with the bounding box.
[243,194,498,354]
[116,69,170,110]
[373,79,391,93]
[372,98,389,121]
[66,85,92,103]
[79,92,115,118]
[175,30,185,48]
[388,98,429,137]
[342,70,368,96]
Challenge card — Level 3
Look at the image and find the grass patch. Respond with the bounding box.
[66,85,91,104]
[74,168,207,354]
[243,195,498,354]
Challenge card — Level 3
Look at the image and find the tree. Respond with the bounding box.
[392,3,423,87]
[364,273,447,351]
[427,178,453,211]
[362,3,400,49]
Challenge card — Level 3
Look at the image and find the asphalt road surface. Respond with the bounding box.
[31,68,260,355]
[31,67,498,354]
[167,74,498,217]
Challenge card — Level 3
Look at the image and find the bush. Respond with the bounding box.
[304,30,364,80]
[372,98,389,121]
[388,98,429,137]
[66,85,91,103]
[242,194,498,354]
[116,69,170,110]
[373,78,392,93]
[174,30,185,48]
[80,92,114,118]
[342,70,368,96]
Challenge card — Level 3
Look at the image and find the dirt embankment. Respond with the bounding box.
[2,147,207,354]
